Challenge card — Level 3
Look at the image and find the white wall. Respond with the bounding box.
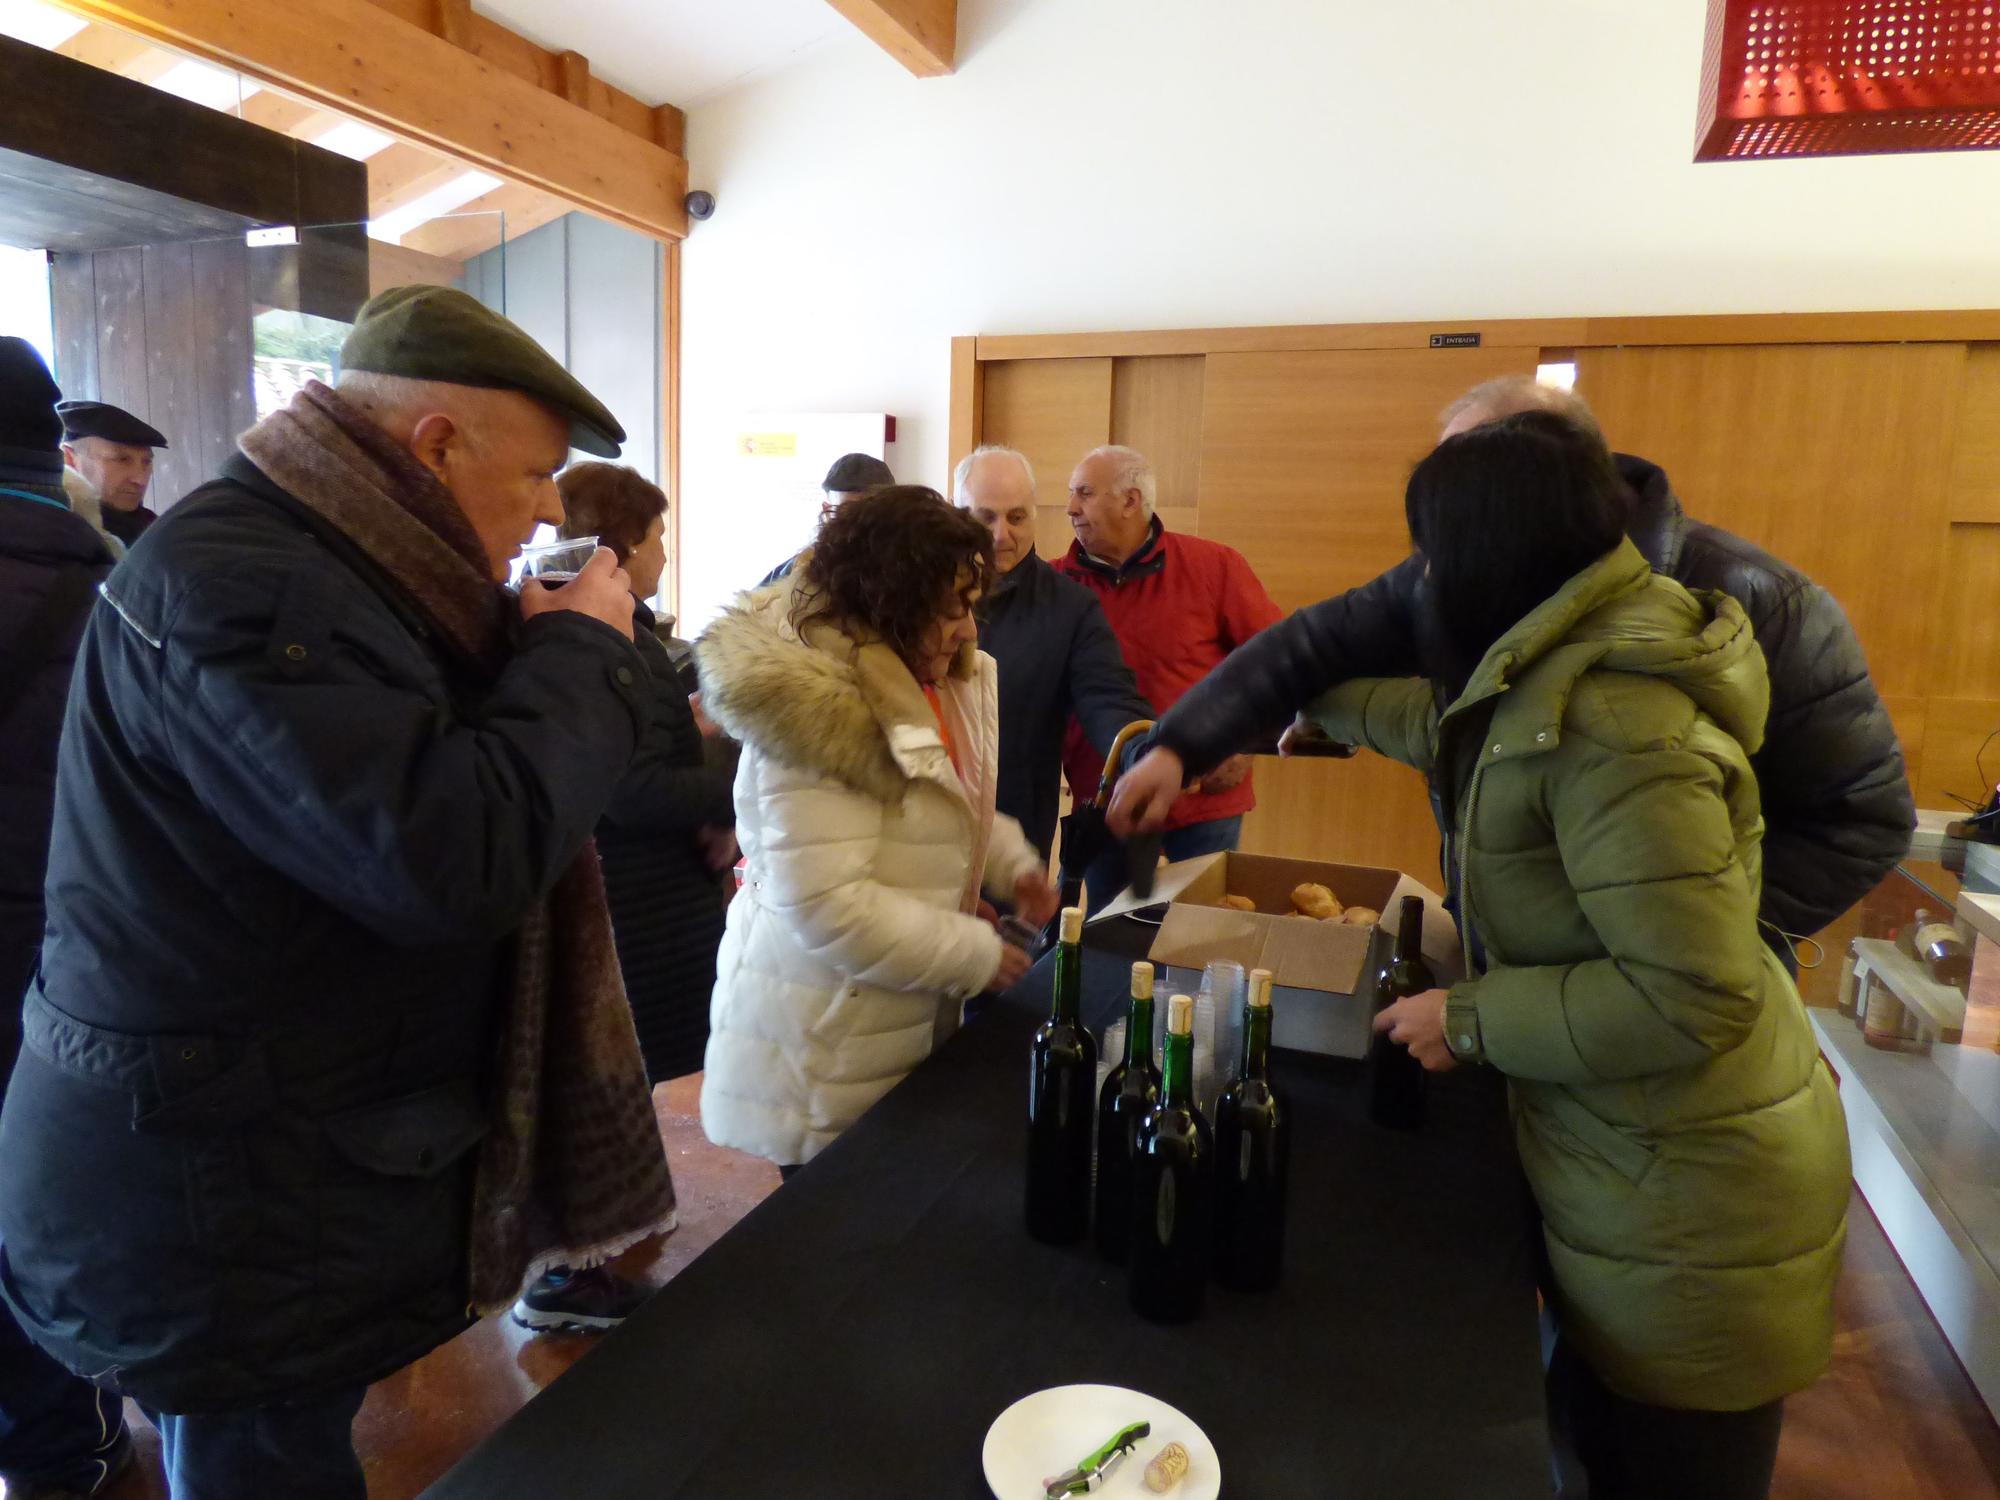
[678,0,2000,627]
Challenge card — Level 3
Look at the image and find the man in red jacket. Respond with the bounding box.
[1053,445,1282,908]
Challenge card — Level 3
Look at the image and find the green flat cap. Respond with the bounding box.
[339,284,625,458]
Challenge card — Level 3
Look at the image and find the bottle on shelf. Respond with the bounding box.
[1095,960,1163,1264]
[1369,894,1433,1130]
[1213,966,1290,1291]
[1027,906,1097,1244]
[1129,993,1214,1322]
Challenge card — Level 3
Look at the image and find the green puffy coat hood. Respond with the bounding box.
[1451,537,1768,762]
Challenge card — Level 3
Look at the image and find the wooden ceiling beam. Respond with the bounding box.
[366,144,472,219]
[398,182,568,261]
[49,1,688,240]
[364,0,675,147]
[56,22,173,81]
[822,0,955,78]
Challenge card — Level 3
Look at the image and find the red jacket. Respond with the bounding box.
[1052,520,1282,832]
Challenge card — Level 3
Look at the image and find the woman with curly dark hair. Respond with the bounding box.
[694,486,1058,1170]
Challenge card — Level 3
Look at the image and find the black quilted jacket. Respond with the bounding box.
[1154,453,1915,945]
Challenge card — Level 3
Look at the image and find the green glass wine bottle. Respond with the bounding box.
[1094,960,1161,1264]
[1213,966,1290,1291]
[1129,993,1213,1322]
[1027,907,1096,1244]
[1369,895,1433,1129]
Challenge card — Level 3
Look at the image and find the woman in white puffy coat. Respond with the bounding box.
[695,488,1059,1169]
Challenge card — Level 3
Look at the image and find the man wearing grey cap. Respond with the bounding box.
[0,287,677,1497]
[58,398,168,549]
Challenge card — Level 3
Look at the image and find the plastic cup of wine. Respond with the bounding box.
[514,535,600,589]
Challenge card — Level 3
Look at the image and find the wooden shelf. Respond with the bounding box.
[1853,938,1968,1043]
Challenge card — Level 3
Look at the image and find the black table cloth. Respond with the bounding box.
[425,918,1551,1499]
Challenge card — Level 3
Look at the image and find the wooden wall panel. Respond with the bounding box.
[49,241,253,513]
[1196,346,1533,613]
[140,241,202,507]
[986,356,1114,568]
[1241,756,1446,888]
[1575,343,1966,707]
[1110,356,1205,512]
[1951,347,2000,524]
[980,357,1112,507]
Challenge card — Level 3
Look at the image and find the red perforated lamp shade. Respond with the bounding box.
[1697,1,2000,159]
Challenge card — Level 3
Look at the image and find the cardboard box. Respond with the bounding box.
[1092,851,1461,1059]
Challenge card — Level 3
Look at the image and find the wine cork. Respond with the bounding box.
[1131,961,1154,999]
[1167,993,1194,1035]
[1248,967,1273,1008]
[1059,907,1084,944]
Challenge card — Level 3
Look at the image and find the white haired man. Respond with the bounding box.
[953,445,1150,863]
[1054,445,1281,908]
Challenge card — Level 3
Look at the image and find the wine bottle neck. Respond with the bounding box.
[1125,996,1155,1068]
[1162,1029,1193,1107]
[1050,941,1081,1023]
[1239,1003,1271,1080]
[1393,898,1425,965]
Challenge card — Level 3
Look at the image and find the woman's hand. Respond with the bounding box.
[1371,987,1457,1072]
[993,941,1034,992]
[1012,873,1060,928]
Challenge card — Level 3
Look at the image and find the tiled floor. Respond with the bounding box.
[80,1074,2000,1500]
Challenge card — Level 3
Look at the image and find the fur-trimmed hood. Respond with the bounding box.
[694,580,978,807]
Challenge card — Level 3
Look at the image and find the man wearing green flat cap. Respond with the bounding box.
[0,287,679,1497]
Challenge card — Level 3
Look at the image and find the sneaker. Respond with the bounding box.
[3,1420,135,1499]
[510,1265,652,1334]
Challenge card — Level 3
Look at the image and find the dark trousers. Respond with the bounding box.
[1549,1338,1785,1500]
[1077,814,1244,914]
[0,1302,123,1489]
[142,1386,368,1500]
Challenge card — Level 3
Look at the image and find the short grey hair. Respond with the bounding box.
[1084,444,1156,517]
[953,444,1036,503]
[335,370,500,443]
[1439,375,1604,446]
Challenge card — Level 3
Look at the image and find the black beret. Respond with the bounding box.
[339,284,625,458]
[57,399,168,449]
[822,452,894,492]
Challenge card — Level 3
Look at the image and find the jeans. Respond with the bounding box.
[1076,815,1244,914]
[142,1386,368,1500]
[0,1302,123,1490]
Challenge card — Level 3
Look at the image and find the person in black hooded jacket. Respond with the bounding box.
[1110,377,1914,961]
[0,338,131,1499]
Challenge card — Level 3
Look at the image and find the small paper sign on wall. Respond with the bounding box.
[738,432,798,457]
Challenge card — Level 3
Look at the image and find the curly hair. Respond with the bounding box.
[556,462,666,563]
[792,486,995,672]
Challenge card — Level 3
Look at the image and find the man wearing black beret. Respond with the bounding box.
[58,398,167,549]
[756,449,894,587]
[0,287,679,1496]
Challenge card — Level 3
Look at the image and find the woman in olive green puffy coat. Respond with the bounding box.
[1311,412,1850,1500]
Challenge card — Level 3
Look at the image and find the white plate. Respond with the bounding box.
[981,1383,1220,1500]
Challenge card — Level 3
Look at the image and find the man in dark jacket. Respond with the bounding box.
[0,340,132,1500]
[955,445,1152,860]
[0,289,666,1498]
[1111,377,1915,959]
[59,399,168,549]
